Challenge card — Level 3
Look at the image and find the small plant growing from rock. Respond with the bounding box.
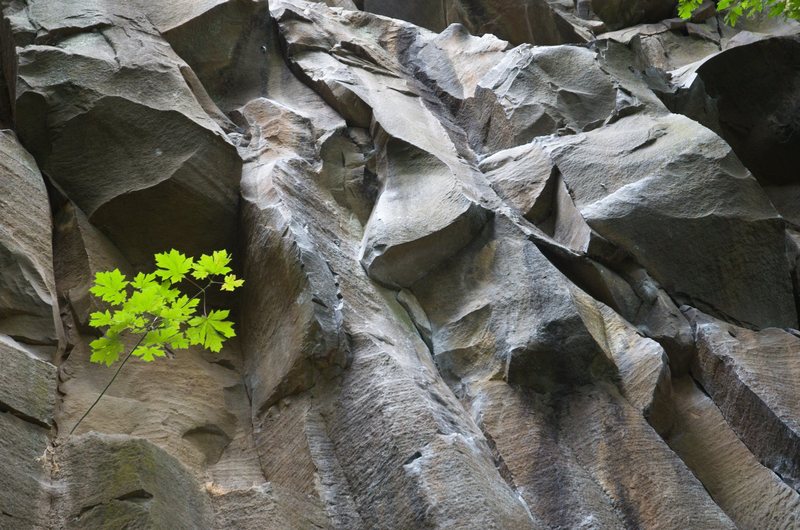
[69,249,243,435]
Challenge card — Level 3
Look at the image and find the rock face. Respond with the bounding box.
[363,0,600,45]
[4,0,242,266]
[541,113,796,329]
[666,376,800,528]
[0,129,61,349]
[591,0,677,30]
[667,34,800,186]
[461,44,641,154]
[688,309,800,490]
[0,0,798,528]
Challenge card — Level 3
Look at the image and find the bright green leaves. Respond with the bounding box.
[678,0,799,24]
[677,0,701,18]
[222,274,244,292]
[192,250,232,280]
[87,249,244,366]
[89,335,125,367]
[131,272,157,290]
[132,345,167,362]
[155,249,194,284]
[89,310,113,328]
[187,310,236,353]
[89,269,129,305]
[159,295,200,322]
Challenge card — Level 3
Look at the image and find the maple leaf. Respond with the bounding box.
[131,272,158,290]
[86,250,239,365]
[125,284,163,316]
[677,0,696,17]
[187,309,236,352]
[151,322,190,350]
[156,281,181,302]
[192,250,233,280]
[155,249,194,284]
[77,249,244,436]
[221,274,244,292]
[159,295,200,322]
[89,335,125,366]
[169,334,190,350]
[132,345,166,362]
[89,269,129,305]
[89,310,113,328]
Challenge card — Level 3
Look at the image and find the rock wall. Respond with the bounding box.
[0,0,798,528]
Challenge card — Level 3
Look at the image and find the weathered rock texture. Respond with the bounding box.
[0,0,798,528]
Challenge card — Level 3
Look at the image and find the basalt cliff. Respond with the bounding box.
[1,0,799,528]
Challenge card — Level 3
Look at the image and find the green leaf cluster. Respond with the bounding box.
[678,0,799,25]
[87,249,244,366]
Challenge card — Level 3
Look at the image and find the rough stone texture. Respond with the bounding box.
[591,0,677,30]
[789,229,800,319]
[462,44,643,154]
[0,129,60,349]
[363,0,600,45]
[52,201,132,331]
[0,334,56,426]
[410,215,613,392]
[478,142,556,223]
[667,377,800,528]
[132,0,272,113]
[689,309,800,491]
[239,98,349,415]
[413,25,512,101]
[572,289,674,433]
[210,483,330,529]
[766,184,800,226]
[57,321,264,490]
[3,0,242,266]
[596,20,723,71]
[52,433,214,528]
[667,34,800,186]
[1,0,799,527]
[0,412,51,527]
[470,382,734,529]
[542,113,797,329]
[596,14,800,71]
[0,126,60,530]
[236,56,536,526]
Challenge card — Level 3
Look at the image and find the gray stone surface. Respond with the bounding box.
[470,381,734,529]
[667,376,800,528]
[4,0,242,266]
[668,34,800,186]
[236,62,537,526]
[479,142,556,223]
[239,99,349,415]
[0,412,51,527]
[52,433,214,528]
[1,0,799,527]
[542,113,797,329]
[363,0,599,45]
[210,483,330,529]
[411,215,612,391]
[689,309,800,491]
[52,201,132,328]
[462,44,641,154]
[0,334,56,425]
[592,0,676,30]
[0,129,61,348]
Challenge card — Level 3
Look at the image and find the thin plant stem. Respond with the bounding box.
[68,282,212,436]
[68,332,148,435]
